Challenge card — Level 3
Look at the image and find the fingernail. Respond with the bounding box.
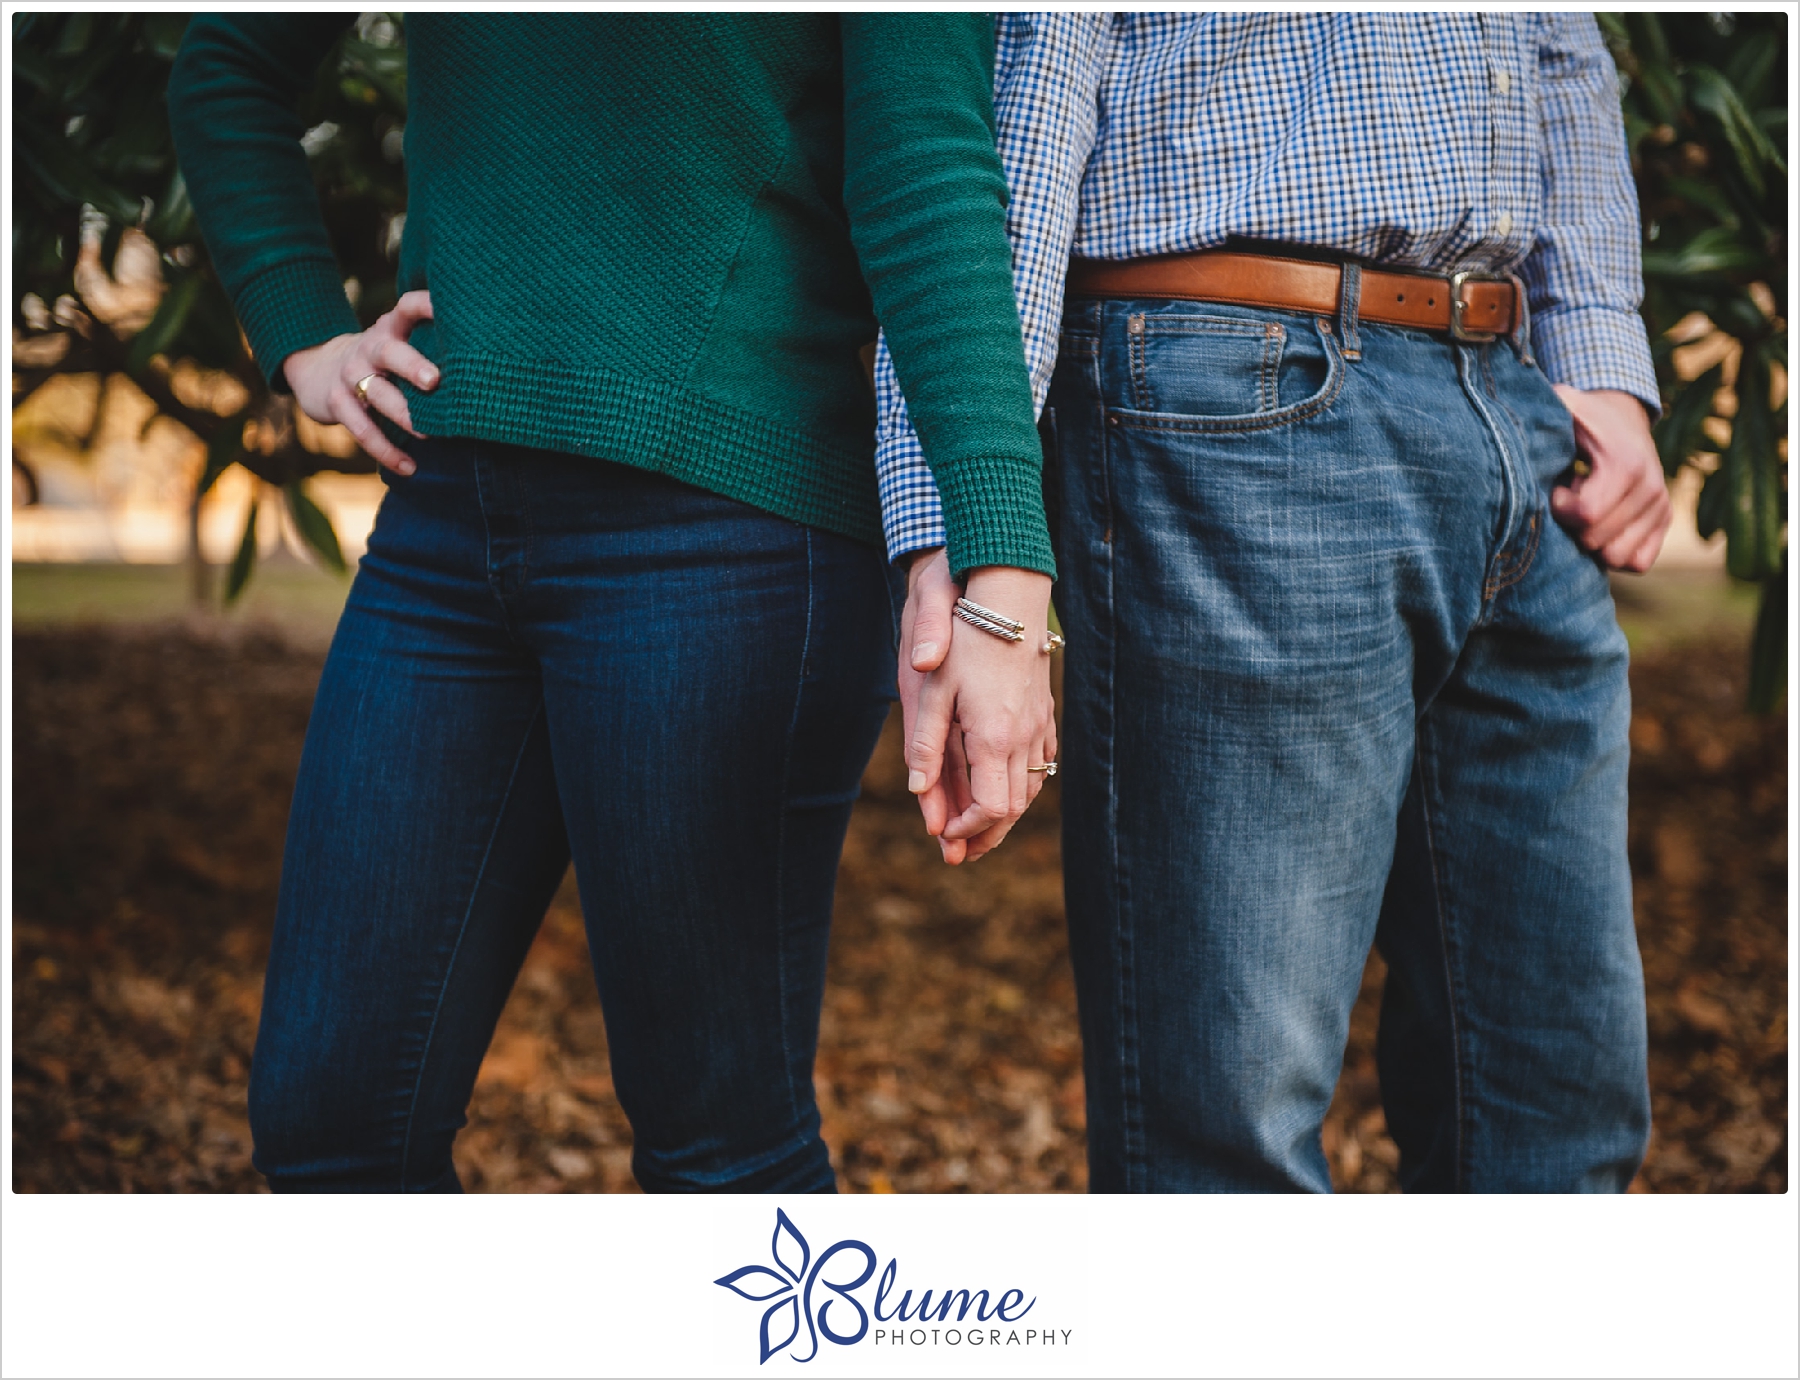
[908,769,927,793]
[422,367,439,386]
[913,641,939,665]
[398,460,416,475]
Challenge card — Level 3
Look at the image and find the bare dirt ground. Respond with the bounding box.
[10,621,1787,1193]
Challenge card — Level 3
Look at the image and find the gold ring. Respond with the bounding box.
[354,373,379,404]
[1027,761,1059,776]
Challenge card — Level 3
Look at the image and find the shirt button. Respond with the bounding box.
[1496,210,1514,236]
[1494,68,1512,95]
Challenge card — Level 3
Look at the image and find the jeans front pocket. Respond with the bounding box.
[1112,307,1344,435]
[1128,313,1285,414]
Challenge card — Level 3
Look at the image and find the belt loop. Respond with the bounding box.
[1507,273,1535,367]
[1337,262,1362,361]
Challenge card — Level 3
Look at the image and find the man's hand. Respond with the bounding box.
[1549,386,1672,574]
[282,290,439,475]
[899,549,1056,865]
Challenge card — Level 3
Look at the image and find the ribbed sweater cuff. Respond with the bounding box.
[232,258,362,390]
[934,452,1056,580]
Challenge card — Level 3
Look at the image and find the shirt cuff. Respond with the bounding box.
[874,431,949,565]
[232,257,362,391]
[1530,305,1662,420]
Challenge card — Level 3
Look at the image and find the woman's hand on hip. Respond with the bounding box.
[900,549,1057,865]
[281,290,439,475]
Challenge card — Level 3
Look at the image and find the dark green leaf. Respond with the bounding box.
[139,13,189,61]
[11,43,62,96]
[1690,66,1784,194]
[1660,173,1741,229]
[174,279,256,372]
[1721,346,1781,581]
[142,167,196,245]
[1709,293,1773,340]
[1643,224,1767,277]
[1696,463,1730,542]
[1654,361,1724,478]
[56,11,94,57]
[14,125,143,221]
[1747,565,1786,713]
[125,271,202,374]
[1636,64,1683,128]
[225,498,259,603]
[198,414,247,498]
[1723,37,1779,108]
[1629,12,1671,68]
[283,481,347,574]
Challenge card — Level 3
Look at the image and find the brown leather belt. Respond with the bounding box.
[1066,251,1521,340]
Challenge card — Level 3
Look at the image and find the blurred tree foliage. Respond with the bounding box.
[11,12,407,599]
[1600,11,1788,711]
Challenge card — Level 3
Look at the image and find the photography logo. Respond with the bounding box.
[714,1209,1068,1364]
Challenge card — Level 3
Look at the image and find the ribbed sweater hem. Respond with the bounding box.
[404,356,1053,567]
[406,354,886,548]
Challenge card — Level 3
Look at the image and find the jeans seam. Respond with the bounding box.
[1259,321,1285,410]
[1098,354,1145,1190]
[1484,506,1543,598]
[1128,314,1149,410]
[771,527,817,1127]
[1455,347,1538,622]
[398,699,545,1190]
[470,448,527,646]
[1414,721,1472,1191]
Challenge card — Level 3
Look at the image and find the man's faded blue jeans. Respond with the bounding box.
[1048,282,1651,1192]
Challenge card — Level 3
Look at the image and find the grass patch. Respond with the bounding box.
[11,561,353,647]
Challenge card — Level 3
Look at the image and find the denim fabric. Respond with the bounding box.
[1048,291,1650,1192]
[250,439,896,1192]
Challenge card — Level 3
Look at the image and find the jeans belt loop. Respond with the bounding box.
[1337,262,1363,361]
[1508,273,1535,367]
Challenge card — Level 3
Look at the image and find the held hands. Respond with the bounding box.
[900,550,1056,865]
[282,290,439,475]
[1550,386,1672,574]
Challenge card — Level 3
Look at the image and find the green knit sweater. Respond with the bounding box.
[168,14,1052,577]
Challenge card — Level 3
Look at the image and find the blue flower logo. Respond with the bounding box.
[715,1210,877,1363]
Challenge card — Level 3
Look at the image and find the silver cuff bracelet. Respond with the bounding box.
[954,596,1025,643]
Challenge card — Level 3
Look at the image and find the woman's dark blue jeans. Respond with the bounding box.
[249,438,896,1192]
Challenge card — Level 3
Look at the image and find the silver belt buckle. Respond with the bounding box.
[1448,269,1505,343]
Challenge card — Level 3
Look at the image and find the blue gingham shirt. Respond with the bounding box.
[874,11,1659,564]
